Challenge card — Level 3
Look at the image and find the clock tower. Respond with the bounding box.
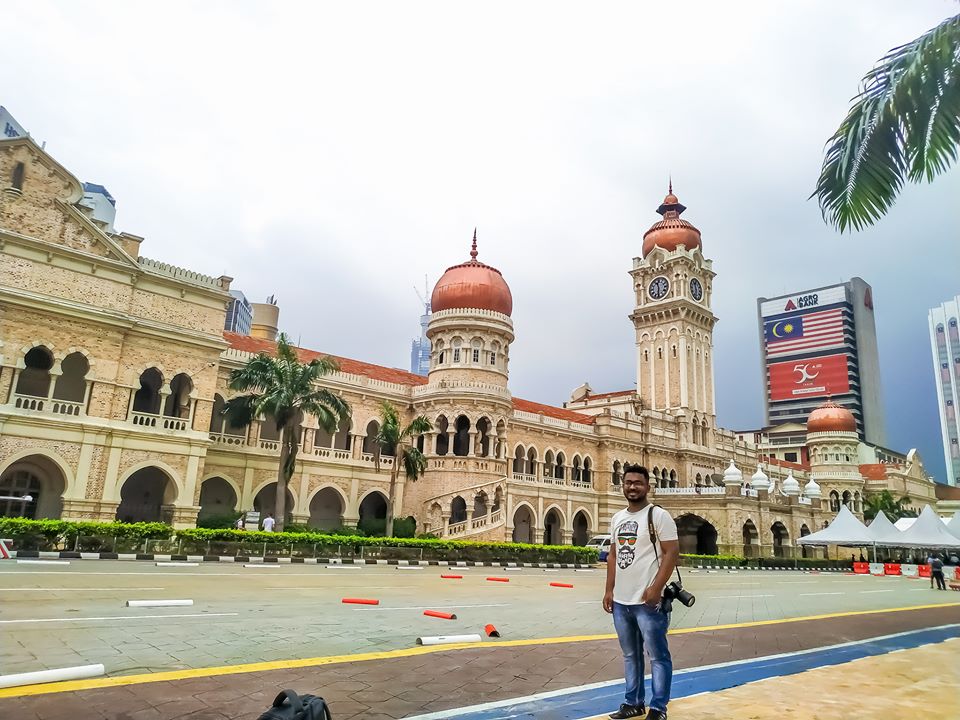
[629,184,717,419]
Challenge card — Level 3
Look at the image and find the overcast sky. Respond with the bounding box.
[4,1,958,483]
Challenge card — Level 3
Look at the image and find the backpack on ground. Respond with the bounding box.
[257,690,332,720]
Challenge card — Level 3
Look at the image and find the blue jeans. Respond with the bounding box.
[612,601,672,711]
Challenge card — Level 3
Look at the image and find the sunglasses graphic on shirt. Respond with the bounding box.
[617,534,638,546]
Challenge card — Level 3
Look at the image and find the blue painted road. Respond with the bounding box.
[407,624,959,720]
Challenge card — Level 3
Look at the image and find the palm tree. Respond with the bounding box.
[373,401,432,538]
[223,333,349,532]
[863,489,917,521]
[814,14,960,231]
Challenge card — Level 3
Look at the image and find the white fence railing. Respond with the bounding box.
[130,411,187,431]
[655,486,725,496]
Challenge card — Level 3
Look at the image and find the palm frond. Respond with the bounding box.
[400,447,428,482]
[404,415,433,438]
[814,14,960,231]
[222,393,260,428]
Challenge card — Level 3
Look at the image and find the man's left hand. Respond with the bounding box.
[641,585,662,607]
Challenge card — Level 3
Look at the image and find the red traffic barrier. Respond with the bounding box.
[883,563,901,576]
[423,610,457,620]
[484,623,501,637]
[487,577,510,582]
[440,574,463,579]
[342,598,379,605]
[852,562,870,574]
[918,564,932,578]
[549,582,574,588]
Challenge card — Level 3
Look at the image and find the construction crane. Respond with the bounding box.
[414,275,430,314]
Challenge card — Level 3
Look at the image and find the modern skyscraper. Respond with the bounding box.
[225,290,253,335]
[410,298,431,377]
[757,278,886,446]
[929,294,960,486]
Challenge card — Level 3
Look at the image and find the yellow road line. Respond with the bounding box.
[1,601,956,699]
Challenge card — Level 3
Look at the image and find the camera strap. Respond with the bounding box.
[647,504,683,586]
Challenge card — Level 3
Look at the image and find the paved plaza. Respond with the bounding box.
[0,560,957,718]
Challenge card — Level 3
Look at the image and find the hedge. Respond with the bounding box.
[0,518,598,562]
[679,553,747,565]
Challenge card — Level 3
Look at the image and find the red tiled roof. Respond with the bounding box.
[759,455,809,471]
[224,332,593,424]
[859,463,890,480]
[224,332,429,387]
[512,397,597,424]
[582,389,635,401]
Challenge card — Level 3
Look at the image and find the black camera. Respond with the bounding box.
[660,581,696,613]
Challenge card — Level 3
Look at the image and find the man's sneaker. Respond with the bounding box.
[646,710,667,720]
[609,704,645,719]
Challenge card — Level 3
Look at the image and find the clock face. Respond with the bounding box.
[648,276,670,300]
[690,278,703,301]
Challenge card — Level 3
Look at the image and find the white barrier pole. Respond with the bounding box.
[416,634,482,646]
[0,663,105,689]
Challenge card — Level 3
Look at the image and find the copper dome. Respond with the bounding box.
[807,400,857,434]
[642,183,702,258]
[431,230,513,316]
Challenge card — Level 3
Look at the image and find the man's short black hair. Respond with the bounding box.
[622,463,649,481]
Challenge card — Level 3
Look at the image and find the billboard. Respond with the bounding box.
[759,285,847,318]
[769,354,850,401]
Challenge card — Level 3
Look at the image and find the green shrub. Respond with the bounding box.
[679,553,747,565]
[197,512,243,529]
[392,516,416,538]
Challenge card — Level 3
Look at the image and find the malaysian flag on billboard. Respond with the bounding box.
[764,307,845,358]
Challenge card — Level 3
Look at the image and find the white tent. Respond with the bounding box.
[866,511,903,545]
[797,505,874,546]
[893,515,950,531]
[947,512,960,540]
[894,505,960,548]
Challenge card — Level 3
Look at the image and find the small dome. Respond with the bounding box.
[807,400,857,434]
[751,465,770,490]
[782,470,801,496]
[431,230,513,316]
[642,183,702,258]
[723,459,743,484]
[803,477,822,499]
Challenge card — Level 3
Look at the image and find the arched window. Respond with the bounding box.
[164,373,193,419]
[453,416,470,456]
[11,162,25,191]
[829,490,840,512]
[133,368,163,414]
[555,452,566,480]
[452,338,462,364]
[544,450,555,478]
[435,415,449,455]
[572,455,582,483]
[16,346,54,398]
[612,460,622,486]
[582,457,592,484]
[525,446,537,475]
[53,352,90,405]
[513,446,526,475]
[471,338,482,364]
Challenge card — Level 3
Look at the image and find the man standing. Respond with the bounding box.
[603,464,679,720]
[262,513,276,532]
[930,554,946,591]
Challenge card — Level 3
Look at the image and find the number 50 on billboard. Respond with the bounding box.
[768,354,850,401]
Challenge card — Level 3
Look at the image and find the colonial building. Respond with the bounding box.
[0,135,939,556]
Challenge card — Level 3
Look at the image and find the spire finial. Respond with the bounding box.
[668,175,673,195]
[470,227,478,260]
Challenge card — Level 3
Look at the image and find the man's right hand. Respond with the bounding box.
[602,591,614,613]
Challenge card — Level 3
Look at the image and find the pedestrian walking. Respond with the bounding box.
[262,513,276,532]
[235,515,245,530]
[602,463,679,720]
[930,555,946,591]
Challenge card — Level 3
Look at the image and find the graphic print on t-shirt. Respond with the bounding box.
[616,520,639,569]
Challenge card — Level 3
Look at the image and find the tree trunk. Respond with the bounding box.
[385,459,399,538]
[274,424,299,533]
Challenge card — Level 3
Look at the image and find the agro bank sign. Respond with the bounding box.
[760,285,847,318]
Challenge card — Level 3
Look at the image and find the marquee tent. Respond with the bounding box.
[894,505,960,549]
[866,511,904,545]
[893,515,950,531]
[947,512,960,540]
[796,506,874,546]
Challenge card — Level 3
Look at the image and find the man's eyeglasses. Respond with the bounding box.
[622,479,647,486]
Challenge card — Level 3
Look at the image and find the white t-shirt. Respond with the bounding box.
[609,505,679,605]
[262,517,276,532]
